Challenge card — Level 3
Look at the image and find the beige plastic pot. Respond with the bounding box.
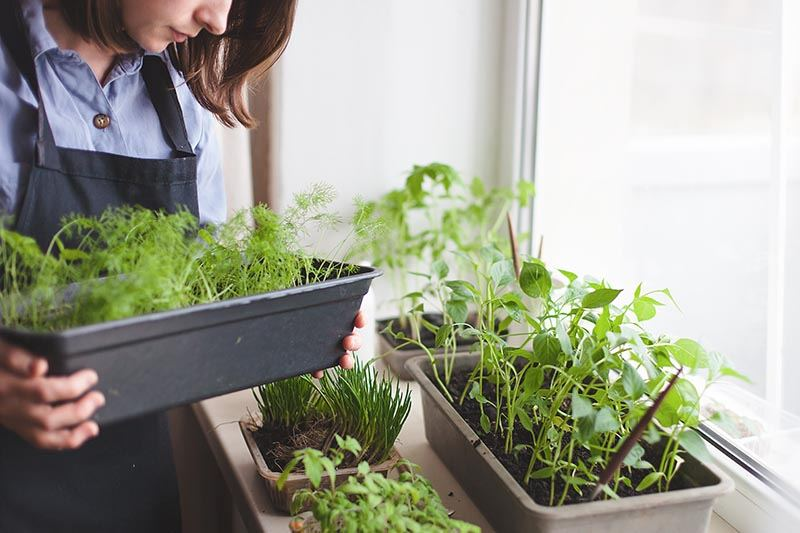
[240,419,401,513]
[406,354,734,533]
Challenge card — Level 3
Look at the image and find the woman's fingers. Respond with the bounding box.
[0,343,47,377]
[13,369,99,404]
[309,311,368,378]
[342,334,361,353]
[353,310,367,329]
[20,420,100,451]
[338,352,354,370]
[24,391,105,431]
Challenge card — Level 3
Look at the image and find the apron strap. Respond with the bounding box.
[0,1,38,94]
[141,56,195,157]
[0,1,58,167]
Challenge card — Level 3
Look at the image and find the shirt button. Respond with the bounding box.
[93,113,111,129]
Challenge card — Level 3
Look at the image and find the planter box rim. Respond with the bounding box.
[405,353,734,520]
[2,262,380,338]
[239,417,401,483]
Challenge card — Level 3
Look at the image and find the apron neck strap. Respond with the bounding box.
[141,56,194,156]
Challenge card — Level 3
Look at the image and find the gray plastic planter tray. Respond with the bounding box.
[0,264,380,426]
[377,331,473,380]
[406,354,734,533]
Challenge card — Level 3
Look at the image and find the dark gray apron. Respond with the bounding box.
[0,2,199,531]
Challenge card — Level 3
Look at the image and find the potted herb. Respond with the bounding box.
[240,359,412,512]
[406,247,740,532]
[0,185,382,424]
[364,163,534,379]
[278,436,479,532]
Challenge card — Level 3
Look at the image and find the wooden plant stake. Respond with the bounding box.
[589,367,684,501]
[506,212,521,279]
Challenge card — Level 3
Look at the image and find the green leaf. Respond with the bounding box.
[523,367,545,394]
[435,323,453,348]
[517,180,536,206]
[561,474,588,486]
[479,245,504,265]
[558,269,577,284]
[520,260,552,298]
[720,366,751,383]
[636,472,665,491]
[594,406,620,433]
[515,407,533,432]
[533,333,561,365]
[633,298,657,321]
[490,260,516,288]
[669,338,708,369]
[594,305,611,341]
[529,467,554,480]
[445,280,477,300]
[357,461,370,477]
[470,176,486,197]
[468,381,487,404]
[303,455,323,488]
[582,288,623,309]
[678,429,712,462]
[277,456,302,490]
[622,362,646,400]
[623,443,645,466]
[445,300,468,323]
[479,413,491,433]
[571,391,594,418]
[432,259,449,279]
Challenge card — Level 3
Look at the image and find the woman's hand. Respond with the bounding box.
[311,310,367,379]
[0,341,105,450]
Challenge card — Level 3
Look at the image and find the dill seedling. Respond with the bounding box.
[0,183,374,332]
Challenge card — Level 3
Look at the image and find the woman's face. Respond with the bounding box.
[119,0,233,52]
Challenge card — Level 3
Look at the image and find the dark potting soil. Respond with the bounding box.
[436,367,693,506]
[252,419,359,472]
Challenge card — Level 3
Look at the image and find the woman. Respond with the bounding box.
[0,1,364,531]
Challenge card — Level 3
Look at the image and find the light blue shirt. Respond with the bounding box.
[0,0,226,225]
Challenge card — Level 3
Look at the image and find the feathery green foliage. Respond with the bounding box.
[0,183,374,331]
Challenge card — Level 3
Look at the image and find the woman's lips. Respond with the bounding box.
[171,28,189,43]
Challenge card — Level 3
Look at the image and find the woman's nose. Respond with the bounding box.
[195,0,232,36]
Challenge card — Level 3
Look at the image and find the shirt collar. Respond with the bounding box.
[18,0,145,73]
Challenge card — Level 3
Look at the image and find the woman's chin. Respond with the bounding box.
[133,35,172,54]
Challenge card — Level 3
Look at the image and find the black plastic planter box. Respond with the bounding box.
[0,264,380,426]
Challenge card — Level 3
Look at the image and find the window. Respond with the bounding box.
[531,0,799,503]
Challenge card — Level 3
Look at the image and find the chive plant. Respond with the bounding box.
[0,184,374,331]
[417,241,746,504]
[253,359,412,466]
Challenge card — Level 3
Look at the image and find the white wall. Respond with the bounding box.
[274,0,506,216]
[270,0,510,345]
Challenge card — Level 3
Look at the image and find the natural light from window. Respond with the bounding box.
[533,0,799,495]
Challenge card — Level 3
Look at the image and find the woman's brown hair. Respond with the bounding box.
[60,0,297,128]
